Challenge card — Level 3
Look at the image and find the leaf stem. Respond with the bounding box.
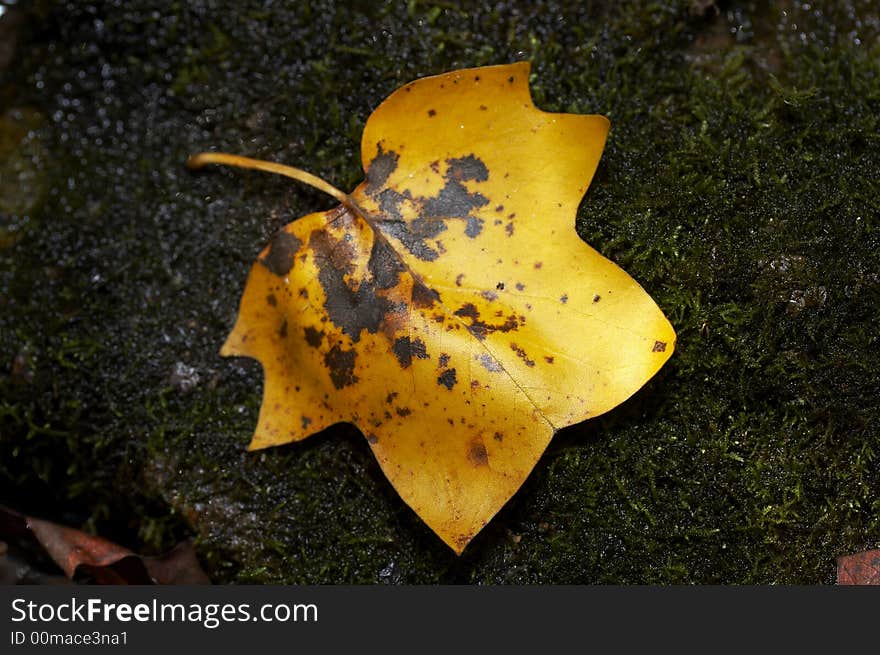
[186,152,350,205]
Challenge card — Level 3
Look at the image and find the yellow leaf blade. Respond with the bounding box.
[215,62,675,553]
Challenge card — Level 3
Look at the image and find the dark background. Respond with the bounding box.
[1,0,878,583]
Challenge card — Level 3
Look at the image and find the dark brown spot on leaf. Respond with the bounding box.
[365,144,399,193]
[427,108,437,117]
[465,216,484,238]
[380,216,446,261]
[653,340,667,353]
[467,438,489,467]
[454,303,520,340]
[260,230,302,277]
[311,226,399,342]
[418,155,490,230]
[368,236,405,289]
[593,294,601,303]
[510,343,535,367]
[278,319,288,339]
[392,336,429,369]
[303,326,323,348]
[447,155,488,183]
[412,282,440,308]
[437,368,457,390]
[395,407,412,417]
[266,293,277,307]
[324,344,358,389]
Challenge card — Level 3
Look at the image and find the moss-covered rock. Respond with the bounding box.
[1,0,878,583]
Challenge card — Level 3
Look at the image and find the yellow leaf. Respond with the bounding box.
[189,62,675,553]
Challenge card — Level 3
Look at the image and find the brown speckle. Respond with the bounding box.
[652,341,667,353]
[266,293,277,307]
[428,108,436,117]
[507,75,514,83]
[493,432,503,442]
[392,336,429,369]
[510,343,535,367]
[278,319,288,339]
[505,223,514,237]
[515,282,525,291]
[412,282,440,308]
[301,416,312,430]
[496,281,505,291]
[439,353,451,368]
[467,438,489,467]
[544,356,555,364]
[260,230,302,277]
[534,262,543,269]
[455,273,464,286]
[437,368,457,390]
[366,433,379,444]
[395,407,412,417]
[560,294,568,304]
[303,326,323,348]
[593,294,601,303]
[364,144,400,193]
[454,303,520,340]
[324,345,358,389]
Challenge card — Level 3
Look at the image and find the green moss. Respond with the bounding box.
[1,0,878,583]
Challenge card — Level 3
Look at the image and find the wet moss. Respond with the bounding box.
[0,0,878,583]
